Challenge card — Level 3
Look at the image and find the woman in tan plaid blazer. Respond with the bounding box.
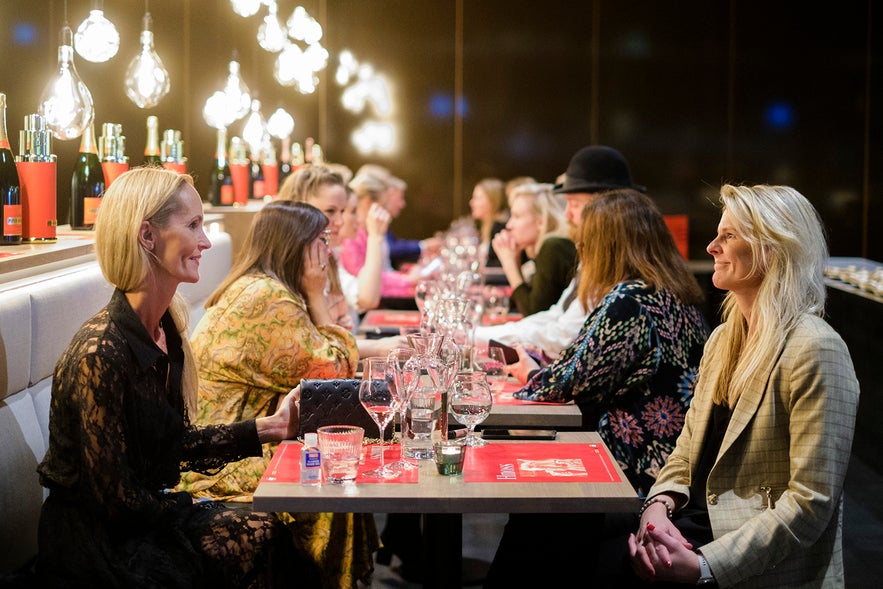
[629,184,860,587]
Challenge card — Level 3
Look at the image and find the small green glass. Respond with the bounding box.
[433,440,466,476]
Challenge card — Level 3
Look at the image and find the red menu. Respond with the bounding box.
[463,443,621,483]
[261,443,419,484]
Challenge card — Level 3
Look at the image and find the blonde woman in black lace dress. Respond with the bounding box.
[34,167,319,588]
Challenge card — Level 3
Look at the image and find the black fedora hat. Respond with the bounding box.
[553,145,645,194]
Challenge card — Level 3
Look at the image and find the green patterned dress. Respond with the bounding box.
[178,273,378,589]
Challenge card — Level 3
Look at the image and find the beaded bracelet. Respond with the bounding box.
[640,496,674,520]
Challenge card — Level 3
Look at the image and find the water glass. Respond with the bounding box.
[316,425,364,484]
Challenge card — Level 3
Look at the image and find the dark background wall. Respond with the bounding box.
[1,0,880,262]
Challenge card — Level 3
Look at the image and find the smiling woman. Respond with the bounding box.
[32,167,317,587]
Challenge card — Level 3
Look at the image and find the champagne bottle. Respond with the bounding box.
[249,151,265,199]
[278,136,293,185]
[209,127,233,206]
[143,115,162,166]
[0,93,22,245]
[70,122,105,230]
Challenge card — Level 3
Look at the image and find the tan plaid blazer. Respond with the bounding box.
[649,314,859,588]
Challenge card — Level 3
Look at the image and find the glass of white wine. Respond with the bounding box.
[449,371,493,447]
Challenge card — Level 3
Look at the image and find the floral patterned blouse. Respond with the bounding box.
[514,280,709,495]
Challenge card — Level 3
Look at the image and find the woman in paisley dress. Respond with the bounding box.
[35,168,317,588]
[484,188,710,588]
[177,200,378,589]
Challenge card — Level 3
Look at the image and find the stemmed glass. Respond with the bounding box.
[358,357,400,479]
[385,346,420,471]
[449,371,493,447]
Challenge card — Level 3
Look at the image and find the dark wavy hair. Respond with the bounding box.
[205,200,329,307]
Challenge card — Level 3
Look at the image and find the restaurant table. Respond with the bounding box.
[255,431,638,588]
[357,309,522,337]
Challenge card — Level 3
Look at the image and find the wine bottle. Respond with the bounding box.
[143,115,162,166]
[70,122,105,230]
[0,92,22,245]
[278,135,293,185]
[209,127,233,206]
[16,113,57,242]
[249,152,265,199]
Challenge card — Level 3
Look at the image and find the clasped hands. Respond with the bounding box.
[628,502,702,584]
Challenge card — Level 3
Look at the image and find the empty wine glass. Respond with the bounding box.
[474,346,508,394]
[358,357,400,479]
[385,346,420,471]
[450,371,493,447]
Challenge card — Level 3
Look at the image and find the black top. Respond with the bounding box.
[510,237,578,316]
[35,289,304,588]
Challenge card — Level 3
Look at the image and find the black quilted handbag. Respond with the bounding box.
[298,378,395,439]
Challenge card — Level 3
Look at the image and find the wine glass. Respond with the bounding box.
[385,346,420,471]
[358,357,400,479]
[474,346,508,394]
[449,371,493,447]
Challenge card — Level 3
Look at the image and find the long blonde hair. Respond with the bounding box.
[509,182,570,253]
[94,167,200,415]
[708,184,828,406]
[473,177,505,243]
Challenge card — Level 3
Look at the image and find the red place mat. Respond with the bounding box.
[261,443,418,484]
[463,442,621,483]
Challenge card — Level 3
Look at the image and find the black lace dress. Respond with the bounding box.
[35,289,316,588]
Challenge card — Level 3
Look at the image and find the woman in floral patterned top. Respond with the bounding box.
[485,188,709,588]
[178,201,376,589]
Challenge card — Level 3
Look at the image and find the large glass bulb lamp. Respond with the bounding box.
[258,1,286,53]
[223,59,252,121]
[74,0,120,63]
[203,91,237,130]
[230,0,261,18]
[38,25,95,140]
[125,11,170,108]
[241,99,267,157]
[267,108,295,140]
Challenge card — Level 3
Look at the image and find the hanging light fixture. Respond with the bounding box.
[124,3,170,108]
[230,0,262,18]
[241,99,267,156]
[267,107,295,140]
[74,0,120,63]
[203,91,236,130]
[38,22,95,140]
[223,58,252,121]
[257,1,286,53]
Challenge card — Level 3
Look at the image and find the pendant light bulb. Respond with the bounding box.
[74,1,120,63]
[241,99,266,156]
[38,25,95,140]
[224,59,252,121]
[267,108,295,140]
[258,1,286,53]
[124,12,171,109]
[230,0,262,18]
